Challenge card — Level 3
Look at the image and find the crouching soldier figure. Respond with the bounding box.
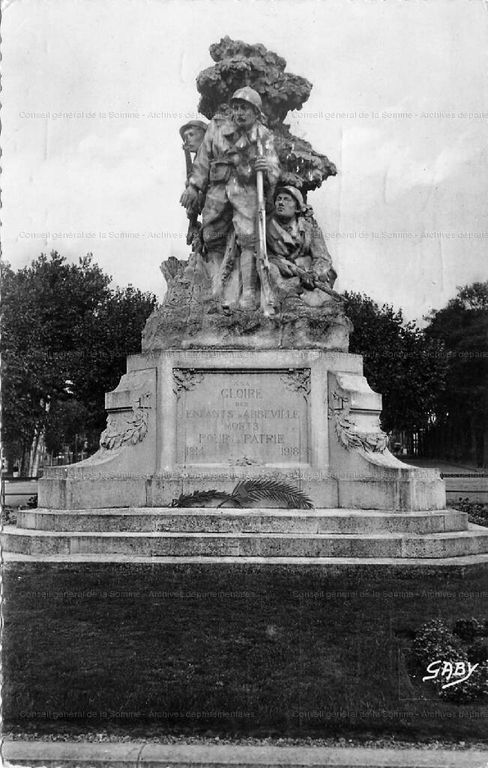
[267,186,338,307]
[180,87,280,310]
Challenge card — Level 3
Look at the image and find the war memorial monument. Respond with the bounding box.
[5,37,488,561]
[4,38,488,753]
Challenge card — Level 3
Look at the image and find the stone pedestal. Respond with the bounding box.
[8,348,488,563]
[38,348,445,512]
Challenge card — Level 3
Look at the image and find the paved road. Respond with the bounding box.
[401,458,485,474]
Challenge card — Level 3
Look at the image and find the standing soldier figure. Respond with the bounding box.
[180,120,208,157]
[179,120,208,247]
[180,87,280,311]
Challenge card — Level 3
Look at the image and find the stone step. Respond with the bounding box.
[6,550,488,567]
[16,508,468,535]
[3,525,488,559]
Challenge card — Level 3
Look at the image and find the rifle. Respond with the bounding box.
[290,262,341,300]
[184,147,200,247]
[184,147,193,179]
[256,135,276,317]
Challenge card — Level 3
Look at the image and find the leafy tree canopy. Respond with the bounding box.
[1,252,157,467]
[425,282,488,412]
[424,281,488,465]
[344,292,448,433]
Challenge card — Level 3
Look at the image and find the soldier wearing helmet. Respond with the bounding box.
[179,120,208,248]
[179,120,208,154]
[266,186,337,306]
[180,86,280,310]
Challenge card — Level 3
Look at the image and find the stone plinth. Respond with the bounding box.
[6,508,488,560]
[16,508,469,534]
[38,348,445,513]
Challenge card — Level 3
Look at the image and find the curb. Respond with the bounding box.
[3,741,488,767]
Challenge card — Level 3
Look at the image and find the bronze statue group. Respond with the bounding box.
[179,87,337,317]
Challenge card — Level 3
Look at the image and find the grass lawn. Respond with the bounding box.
[3,562,488,742]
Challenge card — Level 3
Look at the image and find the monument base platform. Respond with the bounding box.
[17,347,475,566]
[38,349,446,513]
[4,507,488,562]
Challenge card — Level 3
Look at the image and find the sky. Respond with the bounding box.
[3,0,488,322]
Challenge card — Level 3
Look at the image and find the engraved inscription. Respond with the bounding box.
[176,370,310,465]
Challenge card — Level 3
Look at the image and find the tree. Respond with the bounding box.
[1,252,157,475]
[343,292,448,438]
[196,37,336,197]
[424,282,488,466]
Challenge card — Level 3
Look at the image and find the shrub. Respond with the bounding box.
[452,498,488,527]
[411,618,488,704]
[467,639,488,665]
[453,618,483,643]
[1,506,17,525]
[437,662,488,704]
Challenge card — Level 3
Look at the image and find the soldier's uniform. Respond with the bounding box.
[266,186,337,307]
[179,120,208,248]
[267,214,337,287]
[187,90,280,307]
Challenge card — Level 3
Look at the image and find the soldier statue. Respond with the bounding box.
[266,186,338,307]
[179,120,208,247]
[180,120,208,156]
[180,87,280,312]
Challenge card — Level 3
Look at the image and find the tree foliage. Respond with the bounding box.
[424,281,488,465]
[196,37,336,196]
[1,252,157,471]
[343,292,448,434]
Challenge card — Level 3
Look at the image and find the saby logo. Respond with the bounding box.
[422,660,479,689]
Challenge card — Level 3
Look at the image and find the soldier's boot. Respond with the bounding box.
[239,248,259,310]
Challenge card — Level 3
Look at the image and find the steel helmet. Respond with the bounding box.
[179,120,208,139]
[275,186,305,212]
[230,86,263,113]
